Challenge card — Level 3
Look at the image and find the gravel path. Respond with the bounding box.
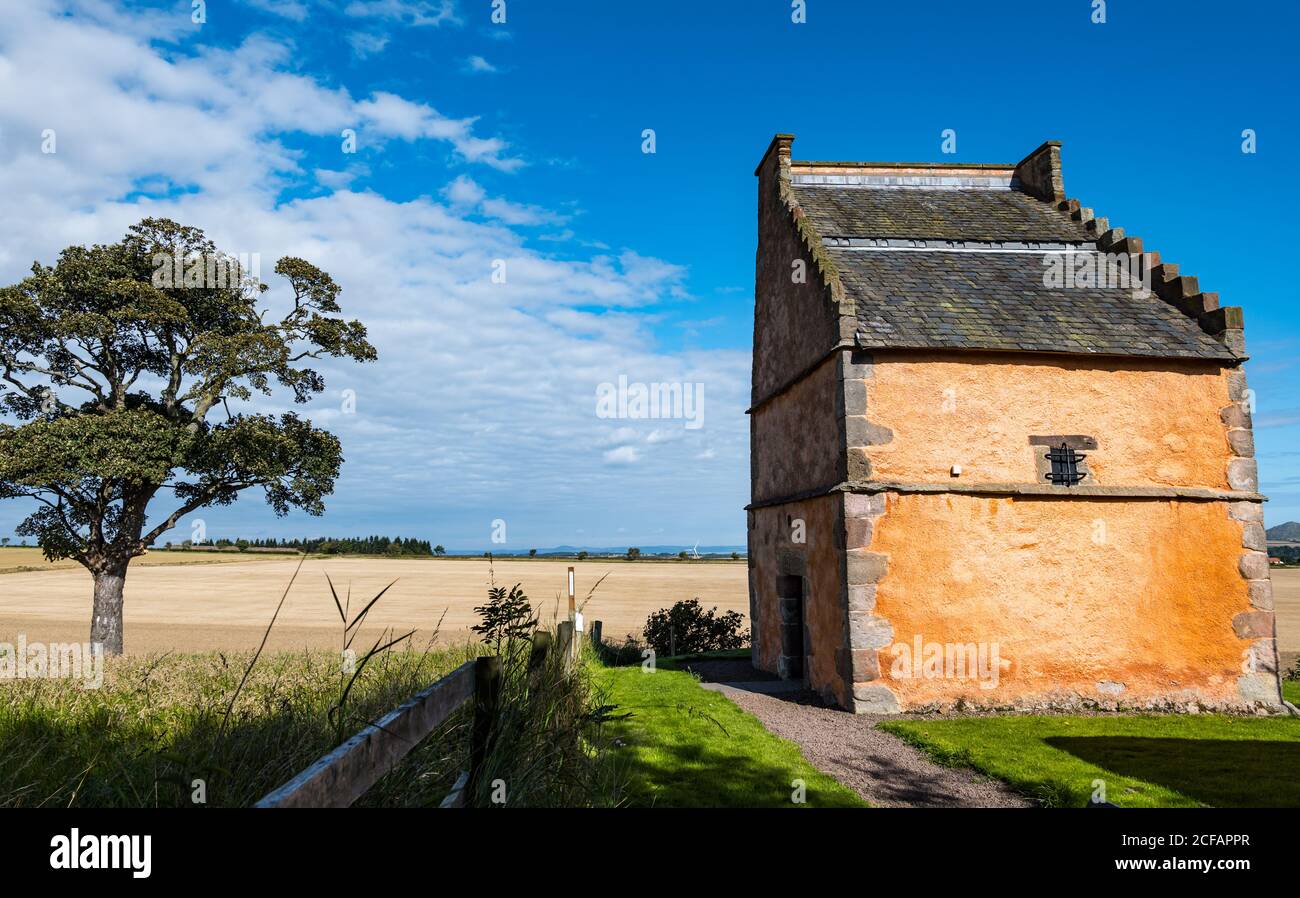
[686,660,1032,808]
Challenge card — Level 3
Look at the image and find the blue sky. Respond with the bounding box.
[0,0,1297,550]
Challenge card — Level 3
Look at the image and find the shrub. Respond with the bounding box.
[472,583,537,655]
[642,598,748,656]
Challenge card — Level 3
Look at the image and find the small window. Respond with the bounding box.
[1044,442,1087,487]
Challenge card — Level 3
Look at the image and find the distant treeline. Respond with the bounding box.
[165,536,438,556]
[1269,545,1300,565]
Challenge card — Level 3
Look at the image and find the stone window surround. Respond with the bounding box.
[1030,434,1096,487]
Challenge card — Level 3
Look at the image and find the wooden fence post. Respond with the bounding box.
[467,655,502,806]
[556,621,574,672]
[590,620,602,651]
[528,630,552,673]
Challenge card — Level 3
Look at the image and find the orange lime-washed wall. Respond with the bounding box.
[861,351,1234,489]
[748,494,848,705]
[866,492,1254,707]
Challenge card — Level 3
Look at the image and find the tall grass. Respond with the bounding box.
[0,563,625,807]
[469,638,624,807]
[0,644,477,807]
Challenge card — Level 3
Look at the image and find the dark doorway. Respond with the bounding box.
[776,574,805,680]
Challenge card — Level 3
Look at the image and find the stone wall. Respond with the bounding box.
[748,494,849,707]
[858,492,1275,712]
[859,350,1242,490]
[833,348,1279,712]
[751,135,848,407]
[748,135,855,703]
[750,356,843,504]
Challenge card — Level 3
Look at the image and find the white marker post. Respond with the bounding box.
[567,566,579,660]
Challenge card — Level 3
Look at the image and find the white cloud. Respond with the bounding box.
[314,166,369,189]
[480,196,565,226]
[599,427,639,446]
[442,174,487,206]
[0,10,523,225]
[343,0,461,27]
[241,0,309,20]
[441,175,568,226]
[347,31,390,58]
[353,92,523,171]
[0,0,749,547]
[603,446,642,465]
[464,55,497,73]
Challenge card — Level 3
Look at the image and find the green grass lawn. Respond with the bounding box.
[883,713,1300,808]
[1283,680,1299,705]
[595,663,866,808]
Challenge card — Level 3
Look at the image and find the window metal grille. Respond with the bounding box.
[1044,442,1087,487]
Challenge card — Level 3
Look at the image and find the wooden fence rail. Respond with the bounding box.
[254,620,603,809]
[255,660,476,808]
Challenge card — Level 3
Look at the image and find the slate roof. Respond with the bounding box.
[833,248,1236,360]
[791,183,1094,243]
[789,179,1236,361]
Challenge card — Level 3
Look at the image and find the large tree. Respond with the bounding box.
[0,219,375,653]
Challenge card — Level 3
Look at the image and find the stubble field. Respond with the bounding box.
[1273,566,1300,671]
[0,554,750,654]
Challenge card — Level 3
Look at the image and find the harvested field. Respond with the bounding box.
[0,546,289,575]
[1273,567,1300,673]
[0,556,749,655]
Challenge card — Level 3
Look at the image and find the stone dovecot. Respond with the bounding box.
[747,134,1281,713]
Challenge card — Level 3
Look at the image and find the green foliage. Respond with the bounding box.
[642,598,748,657]
[0,218,375,575]
[1271,547,1300,565]
[626,547,640,560]
[230,535,434,555]
[461,638,625,808]
[472,583,537,655]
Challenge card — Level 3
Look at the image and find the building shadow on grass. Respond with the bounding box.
[1044,736,1300,808]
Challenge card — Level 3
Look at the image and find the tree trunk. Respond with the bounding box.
[90,560,129,655]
